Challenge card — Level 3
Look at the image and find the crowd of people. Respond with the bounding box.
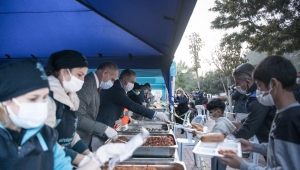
[0,50,169,169]
[0,49,300,170]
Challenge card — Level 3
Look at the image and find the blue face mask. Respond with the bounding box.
[100,80,113,89]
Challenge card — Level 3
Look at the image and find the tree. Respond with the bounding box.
[175,60,189,90]
[208,44,248,112]
[188,32,205,88]
[200,70,226,95]
[210,0,300,55]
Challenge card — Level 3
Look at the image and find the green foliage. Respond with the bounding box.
[188,32,205,71]
[210,0,300,55]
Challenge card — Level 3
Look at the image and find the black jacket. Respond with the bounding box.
[231,90,247,113]
[127,90,142,105]
[174,95,189,114]
[293,84,300,103]
[193,91,204,105]
[233,83,276,143]
[96,80,155,128]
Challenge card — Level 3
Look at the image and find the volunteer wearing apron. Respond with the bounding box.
[45,50,93,166]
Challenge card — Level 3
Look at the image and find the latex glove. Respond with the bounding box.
[105,126,118,141]
[115,119,121,125]
[94,143,127,166]
[124,111,133,116]
[155,112,170,122]
[78,155,91,167]
[87,152,94,158]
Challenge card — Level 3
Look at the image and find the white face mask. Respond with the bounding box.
[256,84,275,106]
[135,91,141,95]
[100,80,113,89]
[236,81,247,94]
[144,89,148,93]
[63,69,84,93]
[188,104,191,108]
[124,82,134,92]
[177,94,181,97]
[6,98,48,129]
[209,110,218,120]
[296,78,300,85]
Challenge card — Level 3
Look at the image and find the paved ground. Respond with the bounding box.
[175,117,266,170]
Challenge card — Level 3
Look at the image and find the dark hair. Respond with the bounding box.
[233,63,254,81]
[97,62,118,71]
[144,83,151,88]
[189,102,196,109]
[195,87,199,90]
[133,82,141,90]
[206,98,226,113]
[253,56,296,91]
[119,69,136,79]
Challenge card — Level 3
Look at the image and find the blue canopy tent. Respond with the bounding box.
[0,0,196,102]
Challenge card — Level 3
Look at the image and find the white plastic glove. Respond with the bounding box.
[124,110,133,116]
[155,112,170,122]
[94,143,127,166]
[105,126,118,141]
[115,119,121,125]
[78,155,91,167]
[87,152,94,158]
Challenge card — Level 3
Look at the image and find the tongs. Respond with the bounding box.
[116,138,127,144]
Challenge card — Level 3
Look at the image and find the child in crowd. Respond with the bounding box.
[193,98,236,170]
[219,56,300,169]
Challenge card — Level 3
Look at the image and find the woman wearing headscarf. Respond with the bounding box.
[45,50,93,166]
[0,60,127,170]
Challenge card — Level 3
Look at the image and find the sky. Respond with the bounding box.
[174,0,227,74]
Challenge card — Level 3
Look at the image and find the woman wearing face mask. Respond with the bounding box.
[0,60,128,170]
[174,88,189,134]
[45,50,92,167]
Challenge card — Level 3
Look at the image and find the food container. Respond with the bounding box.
[106,133,178,158]
[101,161,186,170]
[192,139,242,158]
[117,123,170,133]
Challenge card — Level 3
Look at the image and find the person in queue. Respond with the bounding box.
[127,82,142,105]
[45,50,92,166]
[174,88,189,134]
[0,60,127,170]
[187,102,198,122]
[219,56,300,170]
[193,87,204,105]
[92,69,169,150]
[231,63,275,144]
[76,62,119,148]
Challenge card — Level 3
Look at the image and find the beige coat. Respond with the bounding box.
[45,75,82,148]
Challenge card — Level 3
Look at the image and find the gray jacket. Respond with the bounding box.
[240,104,300,170]
[75,72,107,146]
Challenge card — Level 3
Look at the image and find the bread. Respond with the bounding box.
[191,122,203,132]
[200,133,224,142]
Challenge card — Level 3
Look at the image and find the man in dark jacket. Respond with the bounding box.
[193,87,204,105]
[231,89,247,113]
[92,69,169,150]
[232,63,276,144]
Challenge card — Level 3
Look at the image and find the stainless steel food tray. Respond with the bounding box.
[101,161,186,170]
[117,123,170,133]
[106,133,178,158]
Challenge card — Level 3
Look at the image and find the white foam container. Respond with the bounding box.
[192,139,242,158]
[182,126,208,134]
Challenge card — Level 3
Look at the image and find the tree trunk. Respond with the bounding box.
[226,76,233,113]
[195,69,200,89]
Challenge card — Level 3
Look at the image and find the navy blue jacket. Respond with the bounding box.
[0,124,72,170]
[96,80,155,128]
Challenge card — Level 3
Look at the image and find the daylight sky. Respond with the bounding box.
[174,0,228,74]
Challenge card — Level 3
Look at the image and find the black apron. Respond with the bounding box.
[50,91,77,148]
[0,150,53,170]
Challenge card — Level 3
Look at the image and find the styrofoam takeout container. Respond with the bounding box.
[182,126,208,134]
[192,139,242,158]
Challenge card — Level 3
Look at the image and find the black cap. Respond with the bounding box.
[0,60,49,102]
[133,83,141,90]
[46,50,88,74]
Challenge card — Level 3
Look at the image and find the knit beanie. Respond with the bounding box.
[46,50,88,74]
[0,60,49,102]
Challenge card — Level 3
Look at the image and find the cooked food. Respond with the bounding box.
[102,165,157,170]
[218,150,236,155]
[200,133,224,142]
[125,127,167,132]
[191,122,203,132]
[113,136,175,146]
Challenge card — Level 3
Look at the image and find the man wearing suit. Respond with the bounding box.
[75,62,119,147]
[92,69,169,150]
